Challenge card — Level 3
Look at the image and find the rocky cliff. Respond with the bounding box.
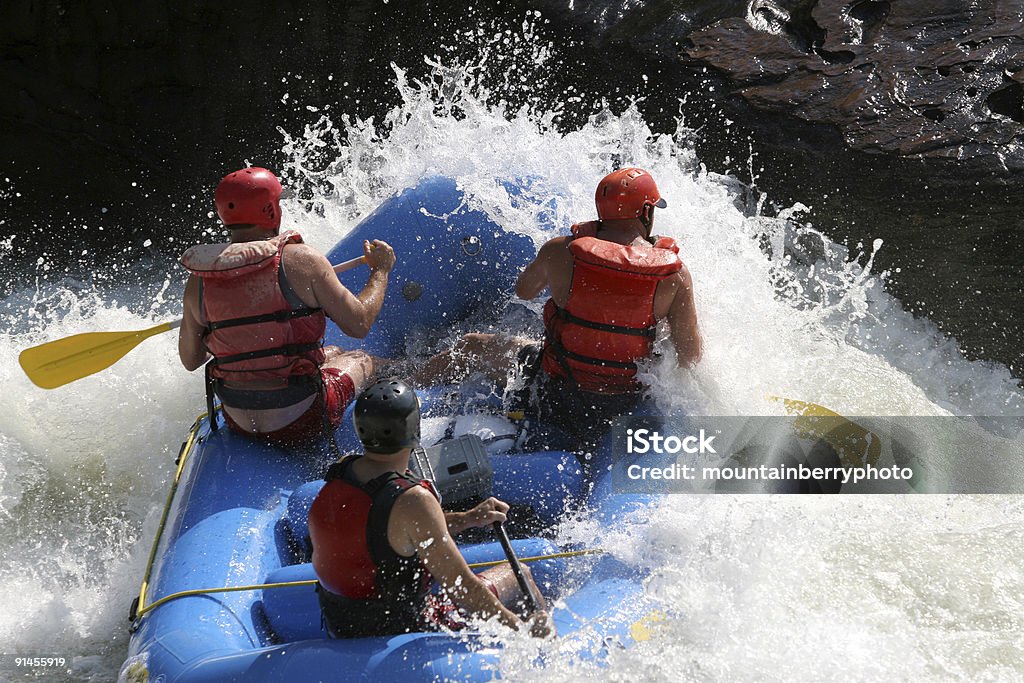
[531,0,1024,177]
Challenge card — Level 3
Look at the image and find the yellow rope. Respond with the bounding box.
[137,579,318,617]
[465,547,604,569]
[136,548,606,618]
[133,412,207,619]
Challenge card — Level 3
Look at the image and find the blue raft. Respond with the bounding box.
[120,178,663,683]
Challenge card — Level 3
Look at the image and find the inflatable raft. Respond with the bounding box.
[119,178,663,683]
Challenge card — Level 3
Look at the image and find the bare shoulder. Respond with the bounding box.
[182,273,200,311]
[282,241,329,274]
[282,244,335,299]
[386,483,445,557]
[675,261,693,287]
[542,235,572,250]
[659,261,692,292]
[654,260,695,319]
[392,484,443,520]
[538,235,572,261]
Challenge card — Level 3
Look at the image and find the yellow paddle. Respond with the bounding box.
[770,396,880,468]
[20,320,184,389]
[19,256,366,390]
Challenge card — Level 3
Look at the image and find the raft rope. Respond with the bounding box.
[132,412,206,624]
[131,410,607,623]
[135,548,606,619]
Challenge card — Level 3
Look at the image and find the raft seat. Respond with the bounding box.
[261,538,566,642]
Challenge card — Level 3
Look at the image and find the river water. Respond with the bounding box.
[1,21,1023,682]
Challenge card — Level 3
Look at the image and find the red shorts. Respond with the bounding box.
[224,368,356,448]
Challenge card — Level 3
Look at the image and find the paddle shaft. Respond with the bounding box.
[332,255,367,274]
[19,255,367,389]
[106,255,363,332]
[492,521,540,613]
[166,256,367,329]
[81,255,364,340]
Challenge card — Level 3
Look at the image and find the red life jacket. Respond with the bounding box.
[541,221,682,394]
[308,457,440,638]
[180,231,327,410]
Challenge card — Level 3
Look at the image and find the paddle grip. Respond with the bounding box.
[492,521,540,613]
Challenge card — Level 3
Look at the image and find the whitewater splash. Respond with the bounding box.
[1,17,1023,682]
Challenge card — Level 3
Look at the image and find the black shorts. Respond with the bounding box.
[509,343,644,458]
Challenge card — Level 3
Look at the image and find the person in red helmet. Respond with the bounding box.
[417,167,701,452]
[177,167,397,448]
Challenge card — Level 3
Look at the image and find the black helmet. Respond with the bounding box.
[353,378,421,454]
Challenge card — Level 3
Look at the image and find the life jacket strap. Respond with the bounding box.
[553,305,656,338]
[204,361,219,432]
[209,342,324,368]
[213,375,320,410]
[325,457,437,494]
[205,306,323,333]
[557,346,639,370]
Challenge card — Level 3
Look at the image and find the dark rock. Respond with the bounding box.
[687,0,1024,172]
[528,0,1024,175]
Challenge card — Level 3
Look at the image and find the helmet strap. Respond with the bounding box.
[639,204,655,235]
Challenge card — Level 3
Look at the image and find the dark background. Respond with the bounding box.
[1,0,1021,378]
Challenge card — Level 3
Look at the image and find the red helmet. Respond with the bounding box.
[595,167,667,221]
[215,167,283,229]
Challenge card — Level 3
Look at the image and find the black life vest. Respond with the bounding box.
[308,456,440,638]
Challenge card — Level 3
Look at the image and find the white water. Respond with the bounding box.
[2,20,1023,682]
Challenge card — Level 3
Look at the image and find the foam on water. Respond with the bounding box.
[0,277,208,675]
[1,18,1022,681]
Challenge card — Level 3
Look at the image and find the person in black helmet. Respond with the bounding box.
[307,378,554,638]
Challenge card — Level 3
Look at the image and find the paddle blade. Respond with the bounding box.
[772,396,841,418]
[771,396,882,467]
[19,321,177,389]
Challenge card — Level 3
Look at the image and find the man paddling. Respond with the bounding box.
[417,167,701,452]
[308,379,553,638]
[178,167,396,447]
